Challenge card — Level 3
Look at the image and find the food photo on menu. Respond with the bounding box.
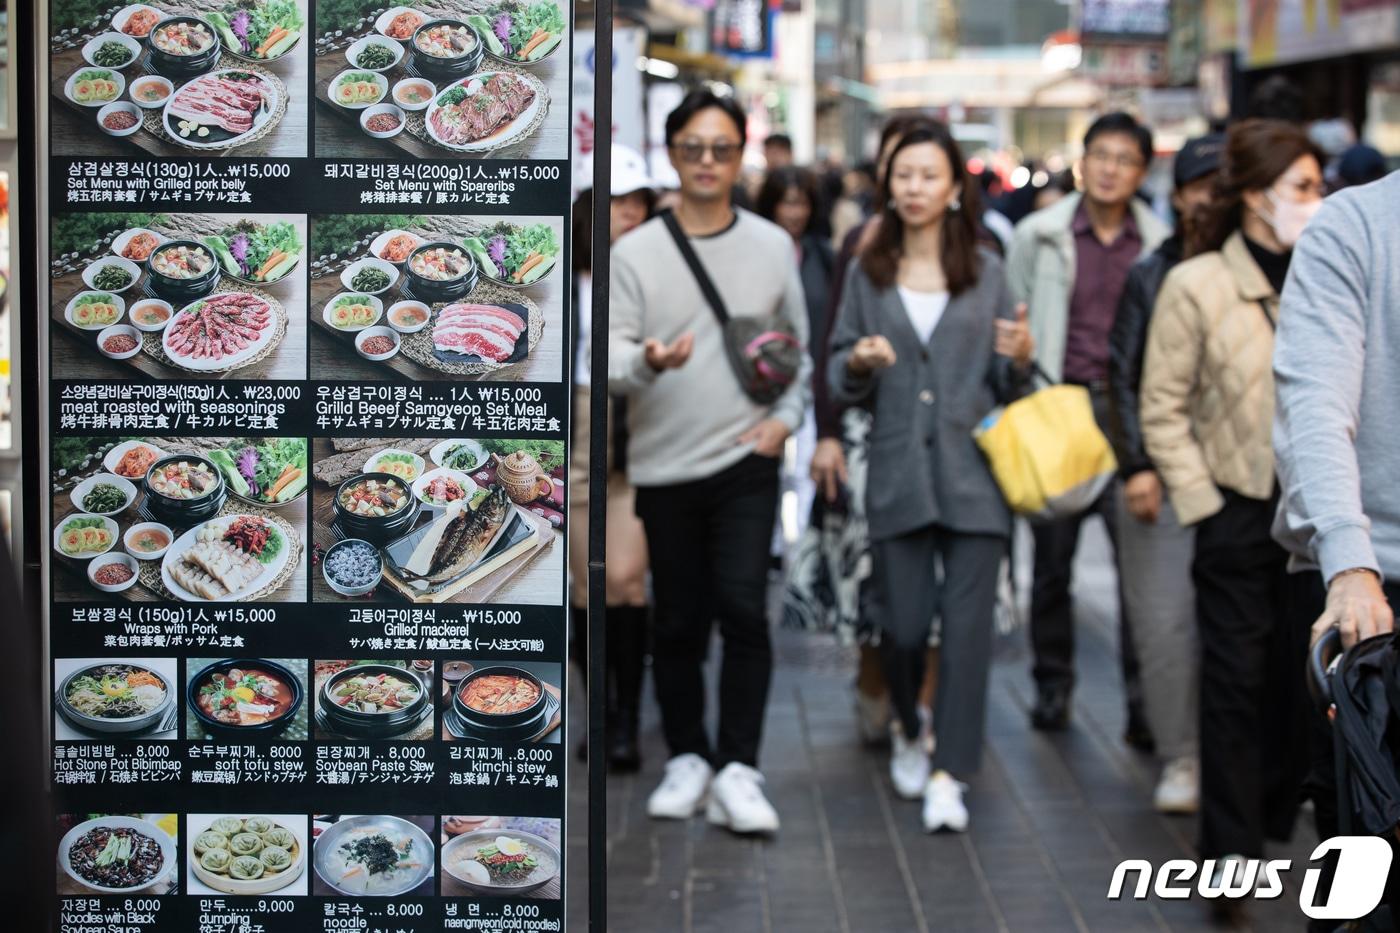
[187,814,310,896]
[50,212,307,380]
[308,213,562,382]
[312,0,567,158]
[439,660,562,744]
[48,0,309,156]
[51,435,309,603]
[311,814,436,897]
[54,657,180,741]
[439,815,561,899]
[185,658,309,740]
[310,437,563,604]
[57,813,180,896]
[313,659,436,740]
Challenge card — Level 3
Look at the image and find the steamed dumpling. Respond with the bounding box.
[230,832,264,856]
[229,855,265,880]
[260,845,292,871]
[211,817,244,835]
[195,830,230,855]
[200,847,233,874]
[261,827,295,849]
[244,817,274,835]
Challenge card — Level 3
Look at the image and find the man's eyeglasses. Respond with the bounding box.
[1085,148,1146,171]
[670,140,743,164]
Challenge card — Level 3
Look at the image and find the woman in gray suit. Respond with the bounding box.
[829,121,1033,832]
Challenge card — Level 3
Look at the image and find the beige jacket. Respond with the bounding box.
[1140,232,1279,526]
[1005,192,1170,383]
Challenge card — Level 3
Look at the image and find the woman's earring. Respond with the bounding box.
[948,197,962,213]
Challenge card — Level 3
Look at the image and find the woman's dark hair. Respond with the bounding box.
[1083,111,1154,166]
[665,90,746,146]
[571,186,656,273]
[1187,118,1324,256]
[754,166,821,237]
[860,120,981,294]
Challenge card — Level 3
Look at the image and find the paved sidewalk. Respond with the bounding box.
[566,524,1321,931]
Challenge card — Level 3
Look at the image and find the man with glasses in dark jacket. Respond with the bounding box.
[1107,134,1221,815]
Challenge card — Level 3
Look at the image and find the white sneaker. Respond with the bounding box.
[1153,756,1200,814]
[890,722,931,800]
[855,689,892,745]
[922,770,969,833]
[646,753,713,820]
[706,763,780,834]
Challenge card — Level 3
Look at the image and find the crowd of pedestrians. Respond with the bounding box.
[569,84,1400,918]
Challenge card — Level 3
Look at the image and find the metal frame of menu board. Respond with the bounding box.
[35,0,582,926]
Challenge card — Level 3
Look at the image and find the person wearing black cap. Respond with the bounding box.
[1107,132,1221,814]
[1334,142,1388,190]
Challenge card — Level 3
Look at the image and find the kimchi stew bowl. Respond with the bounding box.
[187,658,304,736]
[453,665,547,730]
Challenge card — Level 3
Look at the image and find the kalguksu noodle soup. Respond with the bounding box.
[325,824,426,894]
[328,670,420,714]
[65,664,166,719]
[197,667,295,726]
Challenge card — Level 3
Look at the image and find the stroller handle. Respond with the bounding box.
[1308,625,1343,711]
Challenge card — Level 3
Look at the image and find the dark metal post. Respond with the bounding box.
[587,1,614,929]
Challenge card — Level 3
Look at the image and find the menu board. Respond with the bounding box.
[43,1,574,930]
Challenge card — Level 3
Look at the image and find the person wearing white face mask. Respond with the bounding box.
[1140,119,1325,880]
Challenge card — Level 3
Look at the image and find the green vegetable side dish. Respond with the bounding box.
[207,0,304,61]
[355,43,397,70]
[351,267,391,292]
[92,264,134,290]
[82,483,129,513]
[77,69,115,82]
[203,220,302,283]
[463,222,558,285]
[466,1,565,62]
[209,437,308,505]
[93,41,134,67]
[75,293,117,306]
[437,87,469,108]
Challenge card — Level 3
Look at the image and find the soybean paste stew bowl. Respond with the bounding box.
[453,665,546,731]
[409,19,483,80]
[145,15,222,79]
[403,241,477,302]
[145,239,221,303]
[187,658,303,737]
[143,453,227,523]
[319,663,429,738]
[332,472,420,543]
[58,661,175,735]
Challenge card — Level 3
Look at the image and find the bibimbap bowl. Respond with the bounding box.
[57,661,175,736]
[143,453,227,523]
[332,471,421,543]
[145,15,223,79]
[409,19,483,79]
[452,665,547,731]
[145,239,222,303]
[187,658,304,737]
[403,241,478,302]
[318,663,430,739]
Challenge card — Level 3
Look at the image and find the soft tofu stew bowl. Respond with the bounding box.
[188,658,303,736]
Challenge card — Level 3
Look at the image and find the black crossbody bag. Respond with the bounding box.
[659,209,802,405]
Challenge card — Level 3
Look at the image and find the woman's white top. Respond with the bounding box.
[575,271,592,386]
[897,285,949,345]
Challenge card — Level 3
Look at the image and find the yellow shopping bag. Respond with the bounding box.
[973,382,1117,522]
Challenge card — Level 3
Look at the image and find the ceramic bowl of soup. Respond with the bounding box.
[145,15,222,78]
[143,453,226,523]
[318,663,429,739]
[145,239,221,303]
[452,665,547,731]
[187,658,303,736]
[404,241,478,302]
[409,19,483,79]
[332,472,421,543]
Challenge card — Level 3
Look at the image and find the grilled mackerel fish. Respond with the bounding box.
[402,485,510,582]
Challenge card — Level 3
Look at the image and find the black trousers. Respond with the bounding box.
[1029,387,1143,705]
[1195,489,1310,858]
[634,454,780,768]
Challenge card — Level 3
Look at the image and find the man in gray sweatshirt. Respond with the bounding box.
[609,90,810,835]
[1273,169,1398,648]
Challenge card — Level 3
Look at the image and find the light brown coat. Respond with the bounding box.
[1141,232,1279,526]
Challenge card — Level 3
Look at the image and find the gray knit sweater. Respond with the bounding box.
[1273,171,1400,581]
[607,210,811,487]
